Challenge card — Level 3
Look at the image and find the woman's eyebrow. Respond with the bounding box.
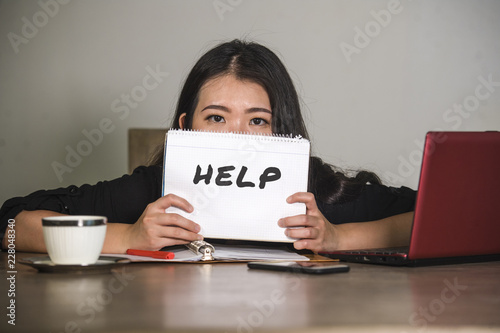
[200,105,272,114]
[201,105,229,112]
[246,107,272,114]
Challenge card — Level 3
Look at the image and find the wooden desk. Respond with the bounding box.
[1,252,500,333]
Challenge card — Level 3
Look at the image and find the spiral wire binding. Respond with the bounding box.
[167,128,307,143]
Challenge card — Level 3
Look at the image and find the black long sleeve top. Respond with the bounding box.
[0,165,416,245]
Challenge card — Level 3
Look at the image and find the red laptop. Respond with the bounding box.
[321,131,500,266]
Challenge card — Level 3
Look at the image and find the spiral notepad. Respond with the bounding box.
[162,129,310,242]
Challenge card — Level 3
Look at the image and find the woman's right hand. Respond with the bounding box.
[124,194,203,251]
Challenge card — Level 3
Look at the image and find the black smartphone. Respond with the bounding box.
[247,261,350,274]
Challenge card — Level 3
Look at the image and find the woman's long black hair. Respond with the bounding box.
[150,39,381,205]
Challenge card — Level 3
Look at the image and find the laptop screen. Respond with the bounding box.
[408,131,500,259]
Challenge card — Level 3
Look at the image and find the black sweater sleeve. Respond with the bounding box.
[0,166,162,245]
[1,165,415,245]
[318,184,416,224]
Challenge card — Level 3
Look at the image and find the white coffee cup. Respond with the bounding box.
[42,215,107,265]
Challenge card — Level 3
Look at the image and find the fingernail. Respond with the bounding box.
[278,218,283,227]
[197,235,203,240]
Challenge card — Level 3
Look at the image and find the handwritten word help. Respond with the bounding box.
[193,165,281,189]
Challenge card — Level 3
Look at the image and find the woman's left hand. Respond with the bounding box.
[278,192,340,253]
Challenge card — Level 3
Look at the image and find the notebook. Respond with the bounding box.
[162,129,310,243]
[114,241,311,263]
[321,131,500,266]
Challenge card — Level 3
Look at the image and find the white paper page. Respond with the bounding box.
[212,244,309,261]
[162,130,310,242]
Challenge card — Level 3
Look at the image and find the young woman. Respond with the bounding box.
[0,40,415,254]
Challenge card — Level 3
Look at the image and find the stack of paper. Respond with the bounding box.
[109,244,309,263]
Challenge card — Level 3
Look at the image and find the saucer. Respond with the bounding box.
[19,256,131,274]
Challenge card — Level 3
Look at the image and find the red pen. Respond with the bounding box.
[126,249,175,259]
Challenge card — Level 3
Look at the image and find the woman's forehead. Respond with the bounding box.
[197,75,270,105]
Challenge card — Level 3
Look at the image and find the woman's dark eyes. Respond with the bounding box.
[250,118,268,125]
[208,115,225,123]
[207,115,269,125]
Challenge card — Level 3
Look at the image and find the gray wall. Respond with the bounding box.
[1,0,499,205]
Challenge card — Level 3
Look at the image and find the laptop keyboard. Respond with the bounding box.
[340,246,409,255]
[321,246,410,265]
